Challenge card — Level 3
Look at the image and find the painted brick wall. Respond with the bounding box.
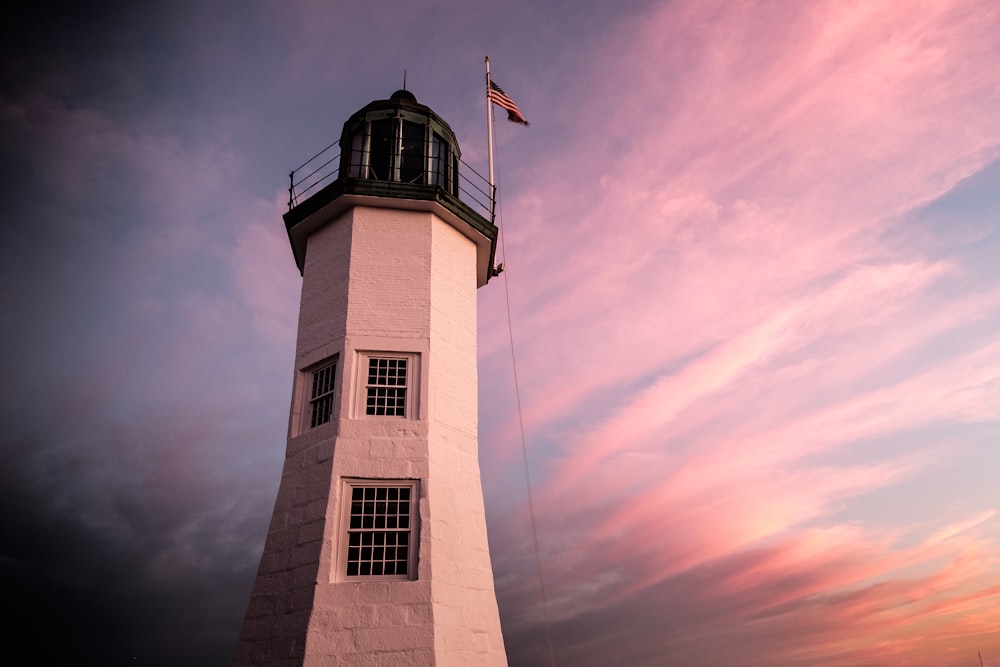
[427,218,506,664]
[236,202,506,666]
[234,206,354,666]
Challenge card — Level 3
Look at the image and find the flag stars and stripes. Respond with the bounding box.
[488,80,529,125]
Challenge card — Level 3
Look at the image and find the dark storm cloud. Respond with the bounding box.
[1,4,293,664]
[0,436,267,666]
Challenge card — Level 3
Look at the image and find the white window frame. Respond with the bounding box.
[302,356,337,431]
[355,352,418,419]
[337,479,419,581]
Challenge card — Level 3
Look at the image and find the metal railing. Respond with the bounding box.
[287,140,342,210]
[287,139,496,223]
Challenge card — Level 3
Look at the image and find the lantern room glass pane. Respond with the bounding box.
[430,132,449,189]
[368,119,393,181]
[399,121,425,183]
[348,133,364,178]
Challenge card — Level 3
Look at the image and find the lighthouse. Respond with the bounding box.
[234,90,508,665]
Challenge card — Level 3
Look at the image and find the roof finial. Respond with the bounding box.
[403,69,407,91]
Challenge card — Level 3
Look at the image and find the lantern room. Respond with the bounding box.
[340,89,460,195]
[283,89,498,286]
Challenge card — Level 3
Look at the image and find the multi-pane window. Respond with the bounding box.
[345,483,416,578]
[365,357,408,417]
[309,360,336,428]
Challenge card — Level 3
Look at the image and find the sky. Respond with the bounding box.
[2,0,1000,665]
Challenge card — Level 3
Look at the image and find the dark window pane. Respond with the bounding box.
[369,119,393,180]
[430,133,448,189]
[348,133,365,178]
[400,121,424,183]
[309,360,336,428]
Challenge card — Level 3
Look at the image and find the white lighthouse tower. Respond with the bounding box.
[234,90,507,665]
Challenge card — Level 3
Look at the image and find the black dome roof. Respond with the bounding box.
[389,89,418,103]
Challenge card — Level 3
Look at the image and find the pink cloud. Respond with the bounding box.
[483,1,1000,663]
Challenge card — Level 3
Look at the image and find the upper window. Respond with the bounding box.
[342,480,418,579]
[354,352,418,419]
[365,356,409,417]
[308,358,337,428]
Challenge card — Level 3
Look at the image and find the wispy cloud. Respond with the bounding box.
[4,0,999,664]
[485,1,1000,664]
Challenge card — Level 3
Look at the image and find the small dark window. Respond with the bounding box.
[309,360,336,428]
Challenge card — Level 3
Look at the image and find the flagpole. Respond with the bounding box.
[485,55,496,222]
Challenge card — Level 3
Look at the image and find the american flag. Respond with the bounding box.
[488,80,529,125]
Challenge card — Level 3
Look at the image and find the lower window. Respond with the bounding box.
[342,480,418,579]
